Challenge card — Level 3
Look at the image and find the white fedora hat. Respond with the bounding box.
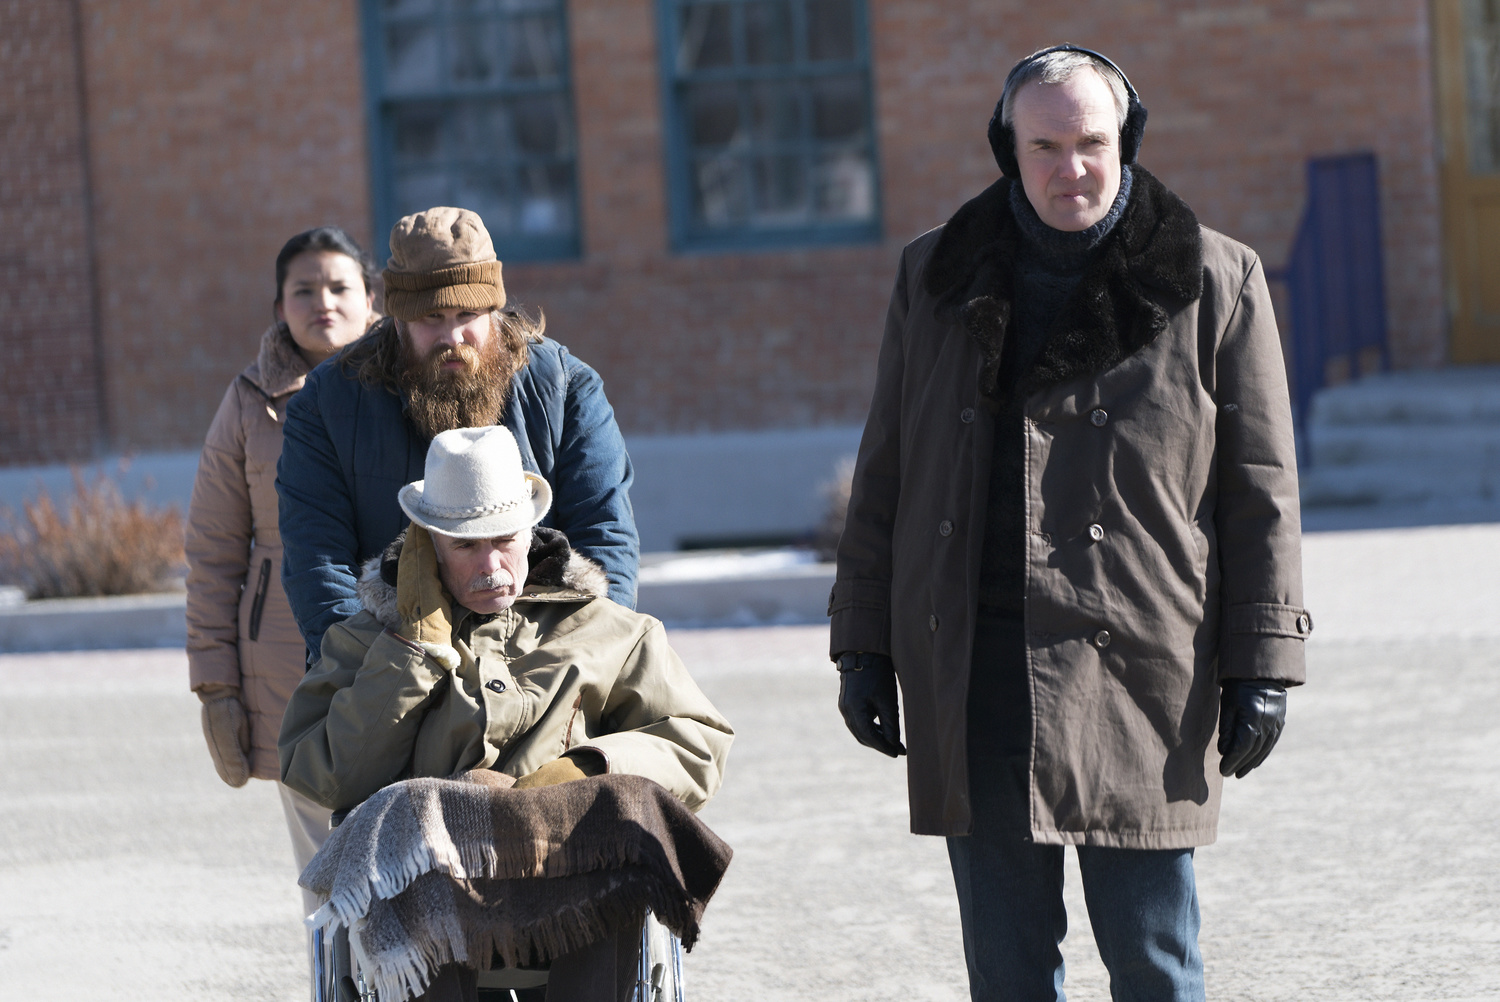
[398,426,551,538]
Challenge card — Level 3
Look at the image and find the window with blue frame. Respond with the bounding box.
[659,0,881,250]
[363,0,580,261]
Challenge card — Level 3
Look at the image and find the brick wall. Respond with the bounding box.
[0,0,104,465]
[78,0,372,452]
[516,0,1445,438]
[0,0,1448,460]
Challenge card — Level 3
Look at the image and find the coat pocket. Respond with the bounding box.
[248,558,272,642]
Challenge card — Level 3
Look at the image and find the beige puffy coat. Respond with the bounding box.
[185,323,312,780]
[278,536,733,812]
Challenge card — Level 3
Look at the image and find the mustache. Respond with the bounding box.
[467,569,515,593]
[425,341,480,370]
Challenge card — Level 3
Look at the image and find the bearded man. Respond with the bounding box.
[278,206,637,663]
[830,46,1311,999]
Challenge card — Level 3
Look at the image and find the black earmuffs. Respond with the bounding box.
[986,44,1148,178]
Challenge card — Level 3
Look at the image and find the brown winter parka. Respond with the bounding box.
[829,168,1310,847]
[186,323,315,780]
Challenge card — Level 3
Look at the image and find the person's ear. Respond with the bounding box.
[274,300,285,324]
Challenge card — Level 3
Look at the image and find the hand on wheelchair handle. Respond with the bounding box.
[200,691,251,788]
[837,651,906,758]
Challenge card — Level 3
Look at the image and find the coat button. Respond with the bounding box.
[1297,613,1311,635]
[1088,523,1104,541]
[486,679,507,693]
[929,614,939,632]
[939,519,954,537]
[1094,630,1111,648]
[960,407,976,424]
[1091,408,1108,427]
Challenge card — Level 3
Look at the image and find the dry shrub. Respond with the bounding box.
[814,456,856,561]
[0,469,186,599]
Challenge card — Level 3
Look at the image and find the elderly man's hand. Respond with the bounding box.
[514,751,607,789]
[837,652,906,757]
[1217,679,1288,778]
[396,524,454,652]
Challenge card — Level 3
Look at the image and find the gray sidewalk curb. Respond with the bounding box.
[0,567,836,653]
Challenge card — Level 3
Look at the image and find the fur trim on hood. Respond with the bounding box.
[922,165,1204,403]
[248,322,312,399]
[356,525,611,630]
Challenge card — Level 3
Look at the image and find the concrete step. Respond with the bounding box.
[1309,366,1500,425]
[1300,460,1500,508]
[1300,368,1500,510]
[1308,422,1500,467]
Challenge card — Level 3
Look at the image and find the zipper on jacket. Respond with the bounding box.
[248,558,272,642]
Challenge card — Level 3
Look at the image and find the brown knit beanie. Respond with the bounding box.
[382,207,506,322]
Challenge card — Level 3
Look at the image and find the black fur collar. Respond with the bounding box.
[923,166,1204,400]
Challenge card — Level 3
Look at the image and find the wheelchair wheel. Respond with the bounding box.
[315,911,685,1001]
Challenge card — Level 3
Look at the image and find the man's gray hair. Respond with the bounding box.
[1000,49,1130,132]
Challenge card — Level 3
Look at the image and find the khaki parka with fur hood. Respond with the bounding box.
[186,323,315,780]
[830,168,1310,847]
[278,529,733,813]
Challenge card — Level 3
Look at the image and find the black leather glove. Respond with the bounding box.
[1217,679,1288,778]
[836,652,906,757]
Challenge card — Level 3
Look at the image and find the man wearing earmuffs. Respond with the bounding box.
[829,46,1311,1000]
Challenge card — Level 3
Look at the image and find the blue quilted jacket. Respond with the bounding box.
[278,335,638,660]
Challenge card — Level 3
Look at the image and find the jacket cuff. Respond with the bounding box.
[374,629,449,676]
[1219,602,1311,685]
[564,746,611,775]
[828,578,891,659]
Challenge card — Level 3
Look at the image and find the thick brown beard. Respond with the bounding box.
[398,330,512,441]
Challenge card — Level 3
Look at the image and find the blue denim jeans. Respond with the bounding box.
[953,610,1205,1001]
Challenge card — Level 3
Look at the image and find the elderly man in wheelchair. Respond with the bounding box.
[278,426,733,1002]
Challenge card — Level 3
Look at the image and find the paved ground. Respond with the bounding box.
[2,524,1498,1000]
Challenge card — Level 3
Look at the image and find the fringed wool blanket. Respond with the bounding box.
[299,770,733,1001]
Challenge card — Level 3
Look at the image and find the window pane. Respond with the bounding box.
[693,154,749,224]
[745,1,793,65]
[687,82,741,148]
[449,20,503,86]
[805,0,855,61]
[1464,0,1500,173]
[384,0,438,16]
[506,15,564,81]
[814,150,875,219]
[394,168,451,219]
[678,3,734,71]
[748,83,802,144]
[751,154,808,220]
[385,22,442,93]
[510,94,572,156]
[392,101,448,164]
[517,164,576,233]
[453,171,516,234]
[665,0,877,243]
[810,75,866,142]
[444,100,505,161]
[373,0,579,259]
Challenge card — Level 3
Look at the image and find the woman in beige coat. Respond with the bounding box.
[185,226,376,898]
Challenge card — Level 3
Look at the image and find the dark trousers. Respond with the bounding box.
[414,921,643,1002]
[951,610,1206,1002]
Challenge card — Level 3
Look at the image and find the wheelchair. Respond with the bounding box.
[309,811,688,1002]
